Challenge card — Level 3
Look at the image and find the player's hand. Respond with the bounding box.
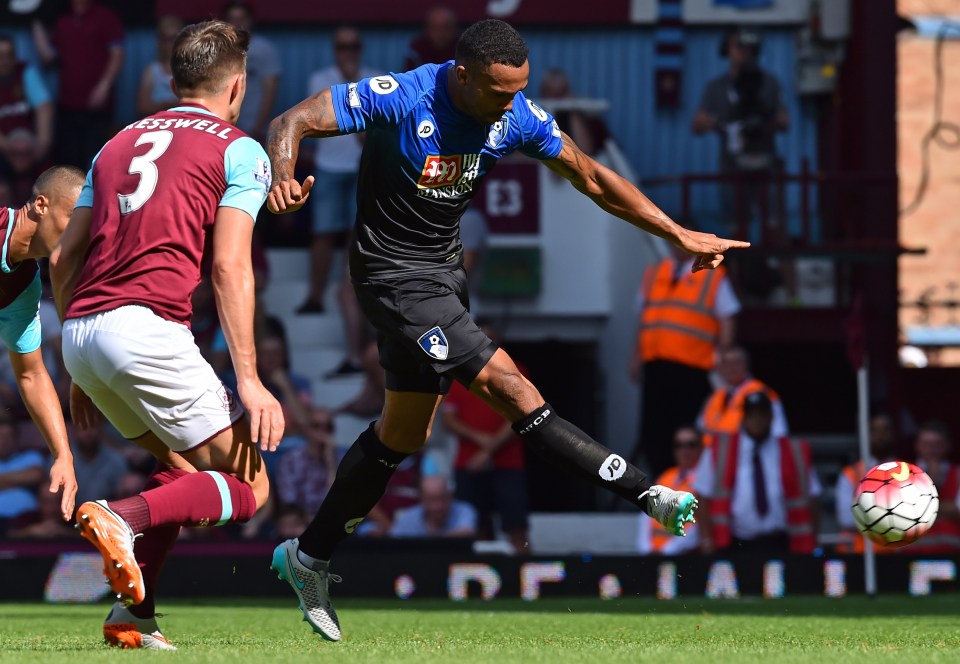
[675,230,751,272]
[49,457,77,521]
[238,379,286,452]
[267,175,315,214]
[69,382,101,431]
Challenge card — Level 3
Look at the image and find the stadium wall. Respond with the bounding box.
[3,541,957,602]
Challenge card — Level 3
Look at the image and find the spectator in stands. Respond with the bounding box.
[697,345,787,446]
[694,391,820,553]
[222,0,280,142]
[0,176,11,207]
[297,26,378,319]
[71,423,128,507]
[538,68,610,158]
[629,246,740,476]
[403,5,459,70]
[390,475,477,538]
[0,412,44,536]
[274,503,311,540]
[8,483,74,538]
[0,34,53,165]
[2,128,49,205]
[692,27,792,302]
[637,425,702,555]
[256,331,313,455]
[136,15,182,118]
[834,412,898,553]
[32,0,124,169]
[910,420,960,552]
[275,406,337,516]
[442,324,529,551]
[356,452,421,537]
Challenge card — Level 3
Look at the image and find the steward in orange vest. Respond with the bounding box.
[699,377,782,445]
[644,426,703,553]
[704,432,816,553]
[636,257,726,371]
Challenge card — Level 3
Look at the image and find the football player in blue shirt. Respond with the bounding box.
[266,19,749,640]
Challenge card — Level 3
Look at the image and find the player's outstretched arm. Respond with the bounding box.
[265,88,343,214]
[49,206,93,322]
[211,206,285,451]
[543,131,749,271]
[10,348,77,520]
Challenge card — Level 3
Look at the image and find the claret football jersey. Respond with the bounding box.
[330,61,563,278]
[0,207,42,354]
[67,104,270,325]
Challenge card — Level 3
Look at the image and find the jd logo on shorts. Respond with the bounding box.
[418,326,449,360]
[599,454,626,481]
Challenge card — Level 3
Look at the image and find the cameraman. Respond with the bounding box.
[692,28,790,302]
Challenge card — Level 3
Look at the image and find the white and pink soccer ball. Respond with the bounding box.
[851,461,939,548]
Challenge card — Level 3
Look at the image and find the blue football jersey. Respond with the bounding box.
[330,62,563,278]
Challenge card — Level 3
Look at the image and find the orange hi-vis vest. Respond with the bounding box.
[701,379,780,446]
[910,464,960,553]
[650,465,697,552]
[638,258,724,371]
[708,433,816,553]
[836,461,891,555]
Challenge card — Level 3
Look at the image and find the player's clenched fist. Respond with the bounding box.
[267,175,315,214]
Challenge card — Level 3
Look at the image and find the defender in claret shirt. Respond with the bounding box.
[267,19,749,641]
[50,20,283,650]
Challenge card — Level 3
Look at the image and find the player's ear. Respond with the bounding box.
[455,65,469,86]
[32,193,49,218]
[228,72,245,105]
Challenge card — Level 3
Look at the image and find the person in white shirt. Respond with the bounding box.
[694,391,820,553]
[296,26,380,325]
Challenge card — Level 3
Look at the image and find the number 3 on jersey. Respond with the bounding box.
[117,130,173,215]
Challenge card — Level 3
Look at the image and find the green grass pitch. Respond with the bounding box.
[2,596,959,663]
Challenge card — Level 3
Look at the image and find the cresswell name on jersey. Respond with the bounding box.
[121,116,235,140]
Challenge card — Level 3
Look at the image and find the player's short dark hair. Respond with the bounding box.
[171,20,249,96]
[455,19,528,70]
[32,165,85,202]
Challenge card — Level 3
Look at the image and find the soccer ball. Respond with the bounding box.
[851,461,939,548]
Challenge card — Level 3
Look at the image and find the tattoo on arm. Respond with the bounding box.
[266,88,341,186]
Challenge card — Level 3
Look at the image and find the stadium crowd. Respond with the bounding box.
[0,1,958,556]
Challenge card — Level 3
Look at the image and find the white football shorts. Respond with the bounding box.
[62,305,244,452]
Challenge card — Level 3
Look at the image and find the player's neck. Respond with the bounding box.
[177,96,235,125]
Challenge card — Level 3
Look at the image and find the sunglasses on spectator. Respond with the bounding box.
[335,42,362,52]
[673,439,701,449]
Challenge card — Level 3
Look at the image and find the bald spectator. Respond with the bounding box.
[403,5,459,70]
[390,476,477,538]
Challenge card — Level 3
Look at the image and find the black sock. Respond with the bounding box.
[513,404,652,511]
[298,423,408,560]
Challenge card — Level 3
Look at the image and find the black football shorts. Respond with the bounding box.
[353,268,496,394]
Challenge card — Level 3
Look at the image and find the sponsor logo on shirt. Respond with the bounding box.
[417,154,481,199]
[370,75,399,95]
[417,120,435,139]
[486,117,509,148]
[347,82,361,108]
[527,99,549,122]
